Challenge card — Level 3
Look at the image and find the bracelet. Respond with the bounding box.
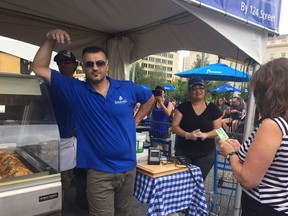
[185,132,190,140]
[226,151,238,163]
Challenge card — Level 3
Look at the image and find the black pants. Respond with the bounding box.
[241,191,287,216]
[74,168,89,210]
[175,148,215,180]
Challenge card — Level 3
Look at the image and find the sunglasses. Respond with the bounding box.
[190,86,205,91]
[82,60,106,68]
[57,60,72,65]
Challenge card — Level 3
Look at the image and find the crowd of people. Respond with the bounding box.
[31,28,288,216]
[217,96,247,133]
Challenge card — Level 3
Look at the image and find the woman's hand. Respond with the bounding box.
[196,130,208,140]
[185,129,200,141]
[155,96,164,105]
[219,138,240,157]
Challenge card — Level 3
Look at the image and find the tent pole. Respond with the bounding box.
[131,63,136,82]
[201,53,205,66]
[232,63,260,216]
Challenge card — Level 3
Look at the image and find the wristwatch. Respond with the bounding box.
[226,151,238,163]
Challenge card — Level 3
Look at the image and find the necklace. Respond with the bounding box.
[102,80,110,98]
[93,79,110,97]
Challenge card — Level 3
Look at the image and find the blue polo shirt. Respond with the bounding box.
[48,83,75,138]
[50,70,152,173]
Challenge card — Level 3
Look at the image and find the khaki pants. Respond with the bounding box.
[86,168,136,216]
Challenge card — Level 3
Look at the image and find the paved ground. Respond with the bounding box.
[62,172,209,216]
[62,159,236,216]
[62,183,149,216]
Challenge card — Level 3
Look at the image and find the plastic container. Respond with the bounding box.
[136,149,149,162]
[136,132,146,153]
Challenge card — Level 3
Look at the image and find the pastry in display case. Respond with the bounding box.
[0,149,33,178]
[0,73,61,216]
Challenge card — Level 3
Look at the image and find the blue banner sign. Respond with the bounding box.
[194,0,281,31]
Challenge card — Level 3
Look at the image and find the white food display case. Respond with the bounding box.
[0,73,61,216]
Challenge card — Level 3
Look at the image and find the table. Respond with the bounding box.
[133,165,208,216]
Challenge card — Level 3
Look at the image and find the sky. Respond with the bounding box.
[279,0,288,35]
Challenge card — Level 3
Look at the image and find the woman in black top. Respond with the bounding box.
[172,77,222,180]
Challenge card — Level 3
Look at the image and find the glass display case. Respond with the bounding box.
[0,73,61,216]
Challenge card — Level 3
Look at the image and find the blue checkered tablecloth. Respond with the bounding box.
[134,165,208,216]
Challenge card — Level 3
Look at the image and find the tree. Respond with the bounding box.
[145,71,166,88]
[192,54,210,69]
[130,62,146,83]
[130,62,166,88]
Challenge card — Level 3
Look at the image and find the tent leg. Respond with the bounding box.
[232,63,259,216]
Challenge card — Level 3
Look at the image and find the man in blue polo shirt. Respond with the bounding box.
[32,29,154,216]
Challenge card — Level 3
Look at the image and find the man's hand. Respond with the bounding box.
[231,109,239,113]
[46,29,71,44]
[32,29,72,84]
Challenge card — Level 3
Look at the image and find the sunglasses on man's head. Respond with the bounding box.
[57,60,72,65]
[82,60,106,68]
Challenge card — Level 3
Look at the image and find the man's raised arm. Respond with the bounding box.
[31,29,71,85]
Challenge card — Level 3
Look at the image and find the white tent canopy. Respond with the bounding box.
[0,1,281,215]
[0,0,276,79]
[0,36,59,70]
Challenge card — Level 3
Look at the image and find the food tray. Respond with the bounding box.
[137,162,188,178]
[0,146,57,182]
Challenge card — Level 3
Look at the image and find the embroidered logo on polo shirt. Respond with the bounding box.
[115,96,127,104]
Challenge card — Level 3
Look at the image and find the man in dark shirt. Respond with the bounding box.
[48,50,78,200]
[222,96,246,132]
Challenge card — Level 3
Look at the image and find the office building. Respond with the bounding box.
[137,52,179,83]
[0,52,31,74]
[0,52,20,73]
[264,34,288,62]
[182,51,246,73]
